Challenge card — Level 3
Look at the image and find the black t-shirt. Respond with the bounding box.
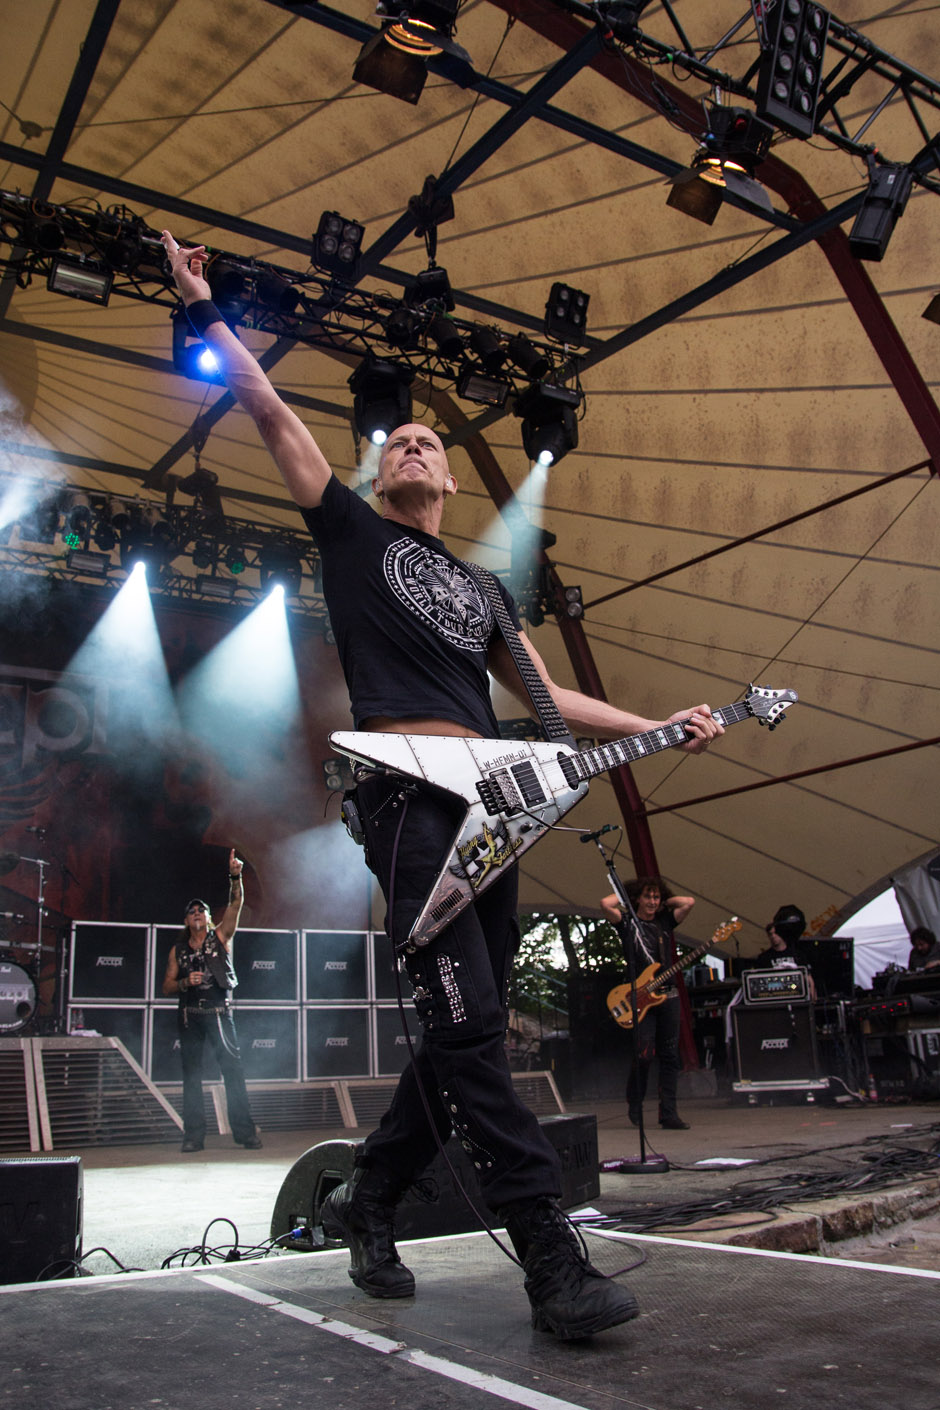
[756,942,804,969]
[302,475,520,735]
[619,906,678,977]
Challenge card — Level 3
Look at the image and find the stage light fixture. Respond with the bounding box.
[405,264,454,311]
[63,492,93,546]
[92,509,117,552]
[259,545,303,597]
[353,0,470,104]
[923,293,940,325]
[349,357,414,446]
[47,256,112,305]
[594,0,653,41]
[18,501,60,544]
[514,382,582,467]
[313,211,365,278]
[510,528,556,627]
[506,333,551,380]
[848,163,913,261]
[225,544,248,575]
[756,0,829,139]
[697,105,774,207]
[172,310,226,384]
[322,757,354,792]
[665,170,723,226]
[196,574,237,601]
[207,257,252,322]
[66,549,111,577]
[562,585,584,620]
[468,325,506,375]
[544,283,590,346]
[120,531,171,576]
[456,367,510,408]
[255,268,301,316]
[192,538,216,570]
[384,304,422,350]
[426,311,463,359]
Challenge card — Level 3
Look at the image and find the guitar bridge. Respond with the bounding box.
[477,769,522,816]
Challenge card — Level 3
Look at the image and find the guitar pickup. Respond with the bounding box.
[509,759,546,807]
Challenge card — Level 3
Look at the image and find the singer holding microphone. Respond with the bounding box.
[601,879,695,1130]
[162,849,261,1153]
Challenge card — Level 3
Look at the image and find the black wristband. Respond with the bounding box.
[229,874,241,881]
[186,299,224,337]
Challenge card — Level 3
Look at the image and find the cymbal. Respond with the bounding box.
[0,852,20,876]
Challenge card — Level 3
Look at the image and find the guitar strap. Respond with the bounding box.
[465,562,575,747]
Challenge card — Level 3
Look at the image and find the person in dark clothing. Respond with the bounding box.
[161,229,724,1339]
[602,878,695,1130]
[907,926,940,971]
[756,903,816,999]
[162,849,261,1153]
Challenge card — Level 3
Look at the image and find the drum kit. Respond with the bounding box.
[0,833,60,1035]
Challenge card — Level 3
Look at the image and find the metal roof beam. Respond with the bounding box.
[0,0,121,319]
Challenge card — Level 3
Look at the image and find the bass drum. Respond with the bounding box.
[0,960,36,1033]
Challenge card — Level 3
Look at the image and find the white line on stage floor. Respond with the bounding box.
[196,1272,597,1410]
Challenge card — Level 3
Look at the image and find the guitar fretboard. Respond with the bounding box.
[569,701,751,782]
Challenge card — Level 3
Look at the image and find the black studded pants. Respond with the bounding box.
[355,773,562,1209]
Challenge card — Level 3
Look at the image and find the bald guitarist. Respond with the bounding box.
[601,878,694,1131]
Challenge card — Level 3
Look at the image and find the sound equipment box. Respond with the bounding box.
[227,930,299,1002]
[304,931,369,1002]
[304,1006,371,1078]
[232,1006,300,1081]
[67,1005,147,1067]
[70,922,149,1002]
[733,1003,827,1090]
[0,1156,83,1284]
[270,1114,599,1246]
[374,1004,423,1076]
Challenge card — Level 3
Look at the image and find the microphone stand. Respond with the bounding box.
[585,833,668,1174]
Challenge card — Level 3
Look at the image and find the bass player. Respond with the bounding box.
[601,878,695,1130]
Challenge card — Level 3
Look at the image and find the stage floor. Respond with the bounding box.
[2,1222,938,1410]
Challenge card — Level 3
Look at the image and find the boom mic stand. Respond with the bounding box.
[583,829,668,1174]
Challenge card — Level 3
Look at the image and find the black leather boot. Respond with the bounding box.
[501,1197,639,1339]
[321,1165,415,1299]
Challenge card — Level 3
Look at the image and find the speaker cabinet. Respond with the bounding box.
[232,1006,300,1081]
[270,1114,600,1244]
[374,1004,423,1076]
[733,1004,821,1086]
[68,1005,147,1068]
[304,931,368,1001]
[70,923,149,1002]
[0,1156,83,1283]
[304,1007,370,1078]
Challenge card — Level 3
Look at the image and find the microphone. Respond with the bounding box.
[579,824,616,844]
[26,826,47,836]
[0,912,27,922]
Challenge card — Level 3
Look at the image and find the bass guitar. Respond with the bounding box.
[330,681,796,949]
[606,917,742,1030]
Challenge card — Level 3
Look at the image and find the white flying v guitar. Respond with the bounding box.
[330,682,797,949]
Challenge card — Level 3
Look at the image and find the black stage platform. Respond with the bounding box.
[3,1225,937,1410]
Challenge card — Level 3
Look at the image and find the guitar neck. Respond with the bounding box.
[651,942,710,990]
[572,701,751,782]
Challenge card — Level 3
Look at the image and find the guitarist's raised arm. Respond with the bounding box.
[488,631,724,755]
[664,893,695,926]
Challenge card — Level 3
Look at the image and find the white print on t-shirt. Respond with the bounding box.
[385,539,492,651]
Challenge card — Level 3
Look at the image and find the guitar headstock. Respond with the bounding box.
[712,916,742,946]
[743,683,798,731]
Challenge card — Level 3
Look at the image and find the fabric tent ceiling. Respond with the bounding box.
[0,0,937,956]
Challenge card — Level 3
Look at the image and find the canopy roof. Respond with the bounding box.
[1,0,938,953]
